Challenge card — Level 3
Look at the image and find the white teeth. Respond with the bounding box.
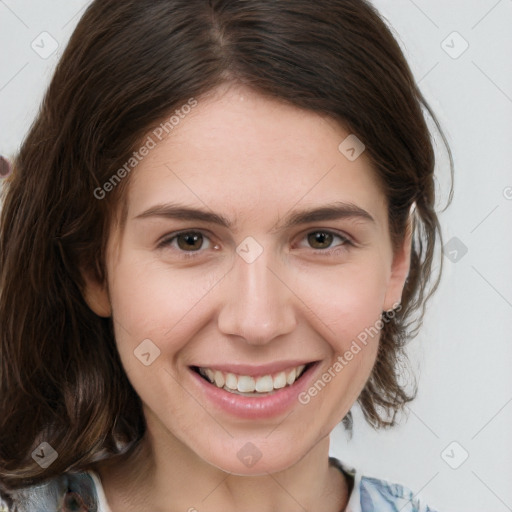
[198,364,309,394]
[237,375,256,392]
[225,373,238,390]
[255,375,274,392]
[273,371,287,389]
[286,368,297,385]
[214,371,225,388]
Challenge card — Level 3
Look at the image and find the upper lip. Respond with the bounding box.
[191,360,317,377]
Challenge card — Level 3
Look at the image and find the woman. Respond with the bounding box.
[0,0,452,510]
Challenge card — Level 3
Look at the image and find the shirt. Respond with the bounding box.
[0,457,440,511]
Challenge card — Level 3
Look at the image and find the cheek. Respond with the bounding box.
[293,263,387,419]
[109,254,224,336]
[293,257,389,351]
[106,255,227,382]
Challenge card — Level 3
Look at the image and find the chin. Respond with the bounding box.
[199,436,317,477]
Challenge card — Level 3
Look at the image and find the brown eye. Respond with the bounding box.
[158,230,217,259]
[63,491,88,512]
[176,232,204,251]
[307,231,334,249]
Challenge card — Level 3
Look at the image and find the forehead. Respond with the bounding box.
[125,84,387,227]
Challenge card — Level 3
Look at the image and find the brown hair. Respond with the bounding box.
[0,0,453,491]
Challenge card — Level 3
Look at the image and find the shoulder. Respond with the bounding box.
[329,457,441,512]
[0,472,100,512]
[357,474,440,512]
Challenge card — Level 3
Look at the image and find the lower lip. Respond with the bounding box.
[189,363,320,420]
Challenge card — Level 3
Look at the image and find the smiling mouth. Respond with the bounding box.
[191,363,315,397]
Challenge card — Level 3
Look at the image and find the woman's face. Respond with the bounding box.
[85,84,410,475]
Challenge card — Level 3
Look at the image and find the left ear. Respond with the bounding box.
[383,209,413,311]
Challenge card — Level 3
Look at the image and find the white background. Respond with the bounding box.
[1,1,511,511]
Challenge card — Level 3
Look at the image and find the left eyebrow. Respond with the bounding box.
[133,201,375,232]
[270,202,375,233]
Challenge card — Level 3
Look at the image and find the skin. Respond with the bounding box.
[84,83,411,512]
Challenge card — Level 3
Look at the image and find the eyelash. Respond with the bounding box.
[157,229,353,259]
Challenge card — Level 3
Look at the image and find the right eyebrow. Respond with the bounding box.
[134,203,232,228]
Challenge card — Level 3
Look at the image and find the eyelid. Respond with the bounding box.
[157,229,217,251]
[157,228,354,258]
[295,228,353,244]
[293,229,353,253]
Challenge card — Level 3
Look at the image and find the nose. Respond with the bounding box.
[217,243,297,345]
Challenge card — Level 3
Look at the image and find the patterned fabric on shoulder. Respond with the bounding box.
[1,473,98,512]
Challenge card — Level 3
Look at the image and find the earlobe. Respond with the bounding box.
[383,208,414,311]
[81,269,112,318]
